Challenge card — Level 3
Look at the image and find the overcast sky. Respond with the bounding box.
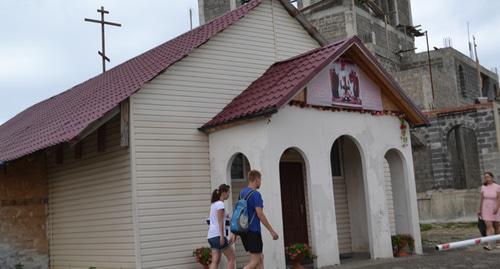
[0,0,499,125]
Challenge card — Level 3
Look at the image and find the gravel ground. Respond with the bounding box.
[331,223,500,269]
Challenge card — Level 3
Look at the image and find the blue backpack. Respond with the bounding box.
[230,190,256,235]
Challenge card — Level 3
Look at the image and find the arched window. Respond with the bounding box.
[230,153,250,181]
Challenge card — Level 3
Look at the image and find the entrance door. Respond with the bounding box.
[280,162,308,246]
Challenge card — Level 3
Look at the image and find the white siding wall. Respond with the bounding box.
[47,116,135,269]
[130,1,319,268]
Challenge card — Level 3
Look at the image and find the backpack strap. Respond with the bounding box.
[239,189,256,200]
[244,190,256,201]
[244,190,257,227]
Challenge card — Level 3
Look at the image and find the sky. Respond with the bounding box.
[0,0,499,125]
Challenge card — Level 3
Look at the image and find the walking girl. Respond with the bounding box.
[207,184,236,268]
[478,172,500,250]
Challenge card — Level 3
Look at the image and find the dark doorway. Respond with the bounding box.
[280,159,309,247]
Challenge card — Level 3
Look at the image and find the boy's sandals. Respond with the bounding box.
[483,245,492,251]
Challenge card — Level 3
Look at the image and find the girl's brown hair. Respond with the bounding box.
[483,172,495,186]
[211,184,230,203]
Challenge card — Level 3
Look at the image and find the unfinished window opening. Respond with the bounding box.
[481,74,491,99]
[458,65,466,97]
[447,125,481,189]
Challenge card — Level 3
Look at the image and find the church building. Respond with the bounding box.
[0,1,427,268]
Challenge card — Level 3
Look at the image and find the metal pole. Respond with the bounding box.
[436,234,500,251]
[425,31,435,103]
[189,8,193,30]
[384,15,390,59]
[473,36,483,97]
[101,6,106,73]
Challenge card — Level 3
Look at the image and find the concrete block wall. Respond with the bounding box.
[411,106,500,191]
[418,189,480,223]
[0,155,48,269]
[301,0,347,43]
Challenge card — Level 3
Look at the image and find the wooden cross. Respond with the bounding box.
[85,6,121,73]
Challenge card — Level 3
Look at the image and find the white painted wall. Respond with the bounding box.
[208,105,423,268]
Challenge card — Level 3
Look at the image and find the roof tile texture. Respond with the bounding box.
[0,0,262,161]
[201,39,349,129]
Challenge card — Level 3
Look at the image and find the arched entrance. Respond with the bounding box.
[228,153,251,267]
[384,149,412,236]
[331,136,370,260]
[279,148,310,256]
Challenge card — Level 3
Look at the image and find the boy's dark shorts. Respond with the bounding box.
[240,231,263,253]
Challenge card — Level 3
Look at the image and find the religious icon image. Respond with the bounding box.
[330,58,362,106]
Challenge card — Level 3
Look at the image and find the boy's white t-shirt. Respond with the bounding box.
[207,201,225,239]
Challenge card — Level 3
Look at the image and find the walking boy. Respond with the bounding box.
[240,170,279,269]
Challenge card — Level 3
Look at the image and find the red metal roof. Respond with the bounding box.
[0,0,262,162]
[200,36,429,131]
[200,38,353,130]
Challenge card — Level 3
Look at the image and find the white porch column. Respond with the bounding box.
[250,149,286,269]
[362,144,394,259]
[306,147,340,266]
[402,146,423,254]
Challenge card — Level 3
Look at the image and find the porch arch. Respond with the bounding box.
[330,135,370,260]
[383,149,412,236]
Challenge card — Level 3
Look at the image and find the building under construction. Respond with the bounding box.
[200,0,500,223]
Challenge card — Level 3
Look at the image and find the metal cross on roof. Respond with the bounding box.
[85,6,121,73]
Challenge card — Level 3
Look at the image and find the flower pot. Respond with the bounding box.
[394,241,411,257]
[202,265,209,269]
[290,253,305,269]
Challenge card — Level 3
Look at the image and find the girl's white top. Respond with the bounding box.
[207,201,225,239]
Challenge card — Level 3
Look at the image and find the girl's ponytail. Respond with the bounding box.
[211,188,220,203]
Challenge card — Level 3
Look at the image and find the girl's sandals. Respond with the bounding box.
[483,245,492,251]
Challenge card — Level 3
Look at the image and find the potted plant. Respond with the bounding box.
[391,234,415,257]
[193,246,212,268]
[285,243,316,269]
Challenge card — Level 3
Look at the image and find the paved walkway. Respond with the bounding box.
[331,223,500,269]
[332,246,500,269]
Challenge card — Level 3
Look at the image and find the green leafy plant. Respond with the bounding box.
[193,246,212,266]
[420,223,433,232]
[15,263,24,269]
[391,234,415,255]
[285,243,316,260]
